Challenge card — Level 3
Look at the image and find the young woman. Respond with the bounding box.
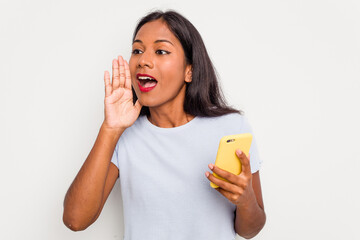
[63,10,266,239]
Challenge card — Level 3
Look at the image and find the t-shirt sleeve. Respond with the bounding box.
[241,116,263,173]
[110,141,119,169]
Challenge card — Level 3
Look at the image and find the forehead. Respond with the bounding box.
[134,19,179,44]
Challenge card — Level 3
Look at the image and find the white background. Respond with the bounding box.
[1,0,359,239]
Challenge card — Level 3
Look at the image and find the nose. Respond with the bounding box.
[137,51,154,69]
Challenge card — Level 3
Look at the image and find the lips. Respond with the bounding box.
[136,73,158,92]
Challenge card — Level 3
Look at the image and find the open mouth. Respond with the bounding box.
[136,74,158,92]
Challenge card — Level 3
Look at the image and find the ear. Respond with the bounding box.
[185,65,192,83]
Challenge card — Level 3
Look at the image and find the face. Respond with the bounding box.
[129,19,192,109]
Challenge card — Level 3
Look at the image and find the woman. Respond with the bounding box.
[63,10,266,239]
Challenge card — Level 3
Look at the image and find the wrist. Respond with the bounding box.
[236,189,257,210]
[100,122,125,138]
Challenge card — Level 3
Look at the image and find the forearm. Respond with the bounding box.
[234,192,266,239]
[63,123,123,229]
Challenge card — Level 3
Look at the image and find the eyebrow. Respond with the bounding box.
[133,39,174,46]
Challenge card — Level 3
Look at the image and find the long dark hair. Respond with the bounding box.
[132,10,241,117]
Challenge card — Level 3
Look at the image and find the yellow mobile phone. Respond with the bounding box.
[210,133,252,188]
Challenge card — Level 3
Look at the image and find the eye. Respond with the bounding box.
[132,49,143,55]
[156,50,170,55]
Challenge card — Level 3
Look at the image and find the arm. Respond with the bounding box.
[63,56,142,231]
[206,150,266,239]
[62,125,123,231]
[234,171,266,238]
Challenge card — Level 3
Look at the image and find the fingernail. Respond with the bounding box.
[236,150,242,156]
[209,164,214,170]
[205,172,209,177]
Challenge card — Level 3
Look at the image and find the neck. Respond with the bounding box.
[146,83,195,128]
[148,106,194,128]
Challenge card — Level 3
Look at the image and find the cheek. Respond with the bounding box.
[161,56,183,69]
[129,57,136,72]
[129,58,137,84]
[160,58,186,83]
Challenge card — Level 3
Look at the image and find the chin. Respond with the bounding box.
[137,96,160,108]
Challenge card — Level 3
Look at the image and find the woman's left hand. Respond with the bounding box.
[205,150,256,207]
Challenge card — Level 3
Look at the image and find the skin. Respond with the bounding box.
[205,151,266,238]
[63,19,266,238]
[62,57,139,231]
[129,19,193,127]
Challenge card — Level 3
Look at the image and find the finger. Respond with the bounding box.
[104,70,112,97]
[206,171,238,192]
[118,56,126,88]
[236,150,251,176]
[134,100,142,112]
[208,163,239,185]
[124,60,132,90]
[216,187,235,201]
[112,59,120,90]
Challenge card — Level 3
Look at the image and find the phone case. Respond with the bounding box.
[210,133,253,188]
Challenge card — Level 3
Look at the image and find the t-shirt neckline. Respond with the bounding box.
[142,115,199,133]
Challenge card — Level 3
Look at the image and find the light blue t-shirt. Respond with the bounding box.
[111,113,262,240]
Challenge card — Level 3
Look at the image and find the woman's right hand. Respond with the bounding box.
[103,56,142,131]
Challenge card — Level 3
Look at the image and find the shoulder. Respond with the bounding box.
[192,113,249,135]
[117,115,147,141]
[197,112,246,126]
[129,115,147,130]
[200,112,244,121]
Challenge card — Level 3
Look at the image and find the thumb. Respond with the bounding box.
[134,100,143,112]
[236,149,251,175]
